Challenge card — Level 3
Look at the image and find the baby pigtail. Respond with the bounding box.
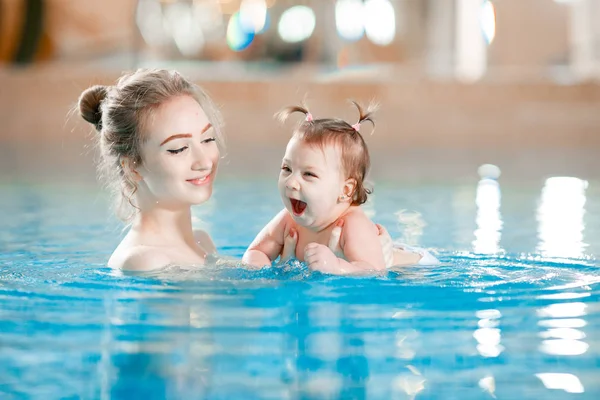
[350,100,377,134]
[275,105,313,124]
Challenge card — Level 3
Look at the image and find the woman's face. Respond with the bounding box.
[135,95,219,208]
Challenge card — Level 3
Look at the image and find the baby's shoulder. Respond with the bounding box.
[337,207,377,245]
[343,206,374,226]
[109,244,171,272]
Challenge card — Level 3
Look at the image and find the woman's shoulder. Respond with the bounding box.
[193,229,217,254]
[108,244,172,271]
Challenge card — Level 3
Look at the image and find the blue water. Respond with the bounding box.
[1,177,599,399]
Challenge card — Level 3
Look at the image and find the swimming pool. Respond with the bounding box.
[1,176,599,399]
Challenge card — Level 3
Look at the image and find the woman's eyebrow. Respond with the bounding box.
[159,123,213,146]
[160,133,192,146]
[201,123,212,135]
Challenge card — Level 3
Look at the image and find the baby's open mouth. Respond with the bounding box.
[290,199,307,216]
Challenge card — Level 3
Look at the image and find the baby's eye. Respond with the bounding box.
[201,137,216,144]
[304,172,317,178]
[281,166,291,173]
[167,146,188,154]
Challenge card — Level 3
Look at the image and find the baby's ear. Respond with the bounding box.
[120,156,143,182]
[343,178,357,199]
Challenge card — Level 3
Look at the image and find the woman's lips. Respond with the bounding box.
[187,175,210,186]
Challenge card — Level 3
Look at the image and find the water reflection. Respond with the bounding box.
[280,286,378,399]
[336,335,370,399]
[536,373,585,394]
[392,366,426,399]
[394,328,417,361]
[539,327,586,340]
[538,318,587,329]
[478,375,496,398]
[537,302,587,318]
[474,309,503,357]
[473,165,503,254]
[395,210,425,246]
[536,177,588,258]
[537,301,589,357]
[537,292,591,300]
[100,294,213,398]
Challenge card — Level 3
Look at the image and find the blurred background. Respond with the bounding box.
[1,0,599,184]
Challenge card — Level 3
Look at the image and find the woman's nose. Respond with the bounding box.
[191,147,212,171]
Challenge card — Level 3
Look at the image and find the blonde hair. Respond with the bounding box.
[276,101,376,205]
[78,68,224,221]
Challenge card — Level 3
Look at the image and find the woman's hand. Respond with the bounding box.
[280,220,343,262]
[375,224,395,267]
[281,228,298,261]
[324,220,395,267]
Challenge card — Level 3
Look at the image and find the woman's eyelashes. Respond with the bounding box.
[167,137,215,154]
[167,146,188,154]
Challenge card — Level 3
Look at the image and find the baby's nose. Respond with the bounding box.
[286,178,300,190]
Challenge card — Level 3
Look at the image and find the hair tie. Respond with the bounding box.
[351,122,360,132]
[305,113,313,122]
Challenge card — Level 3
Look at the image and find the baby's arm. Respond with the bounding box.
[242,209,290,267]
[305,213,386,274]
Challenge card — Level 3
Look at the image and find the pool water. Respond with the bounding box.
[1,177,599,399]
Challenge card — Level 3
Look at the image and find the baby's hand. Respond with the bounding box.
[304,243,340,273]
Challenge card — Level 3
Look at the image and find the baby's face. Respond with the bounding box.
[278,137,347,231]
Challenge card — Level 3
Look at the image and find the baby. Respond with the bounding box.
[243,102,394,274]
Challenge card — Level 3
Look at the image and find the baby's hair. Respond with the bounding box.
[78,68,224,222]
[275,101,377,205]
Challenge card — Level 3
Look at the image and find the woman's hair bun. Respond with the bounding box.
[78,85,108,131]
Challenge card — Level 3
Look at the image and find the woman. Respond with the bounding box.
[79,69,223,270]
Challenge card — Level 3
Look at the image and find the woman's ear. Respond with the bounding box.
[120,156,143,182]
